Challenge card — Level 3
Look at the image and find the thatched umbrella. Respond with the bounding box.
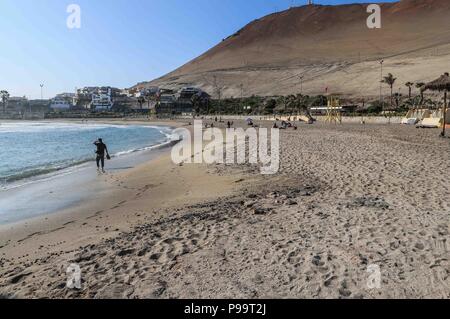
[422,73,450,137]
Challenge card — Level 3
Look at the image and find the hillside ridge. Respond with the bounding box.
[136,0,450,98]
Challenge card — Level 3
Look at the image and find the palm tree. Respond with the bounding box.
[382,73,397,109]
[424,98,437,110]
[415,82,425,104]
[405,82,414,100]
[275,96,286,114]
[294,94,308,114]
[393,93,403,108]
[137,96,145,110]
[405,95,422,111]
[144,92,152,109]
[294,94,302,113]
[286,93,313,122]
[285,95,296,114]
[0,90,9,113]
[191,93,201,115]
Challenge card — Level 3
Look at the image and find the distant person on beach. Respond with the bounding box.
[93,138,110,173]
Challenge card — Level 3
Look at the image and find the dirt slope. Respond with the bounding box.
[137,0,450,98]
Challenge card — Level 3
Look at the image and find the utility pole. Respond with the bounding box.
[379,59,384,107]
[442,90,447,137]
[300,75,304,95]
[213,75,221,115]
[239,83,244,115]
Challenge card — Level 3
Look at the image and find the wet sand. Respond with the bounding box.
[0,120,449,299]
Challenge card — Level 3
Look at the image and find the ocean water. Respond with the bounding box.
[0,122,173,188]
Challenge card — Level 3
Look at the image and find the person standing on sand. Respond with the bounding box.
[93,138,110,173]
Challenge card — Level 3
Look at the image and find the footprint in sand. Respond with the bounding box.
[111,201,127,210]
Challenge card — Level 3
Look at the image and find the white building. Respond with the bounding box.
[91,88,113,110]
[50,93,75,111]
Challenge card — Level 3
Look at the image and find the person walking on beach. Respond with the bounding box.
[93,138,110,173]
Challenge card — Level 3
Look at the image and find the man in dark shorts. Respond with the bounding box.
[93,138,110,173]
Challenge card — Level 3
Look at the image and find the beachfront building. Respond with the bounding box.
[50,93,75,111]
[155,87,209,116]
[74,87,96,109]
[4,97,51,112]
[0,96,50,119]
[7,96,28,112]
[0,96,28,119]
[134,86,159,98]
[91,91,113,111]
[112,95,155,112]
[25,99,51,119]
[121,88,138,97]
[177,87,203,99]
[28,99,51,110]
[156,92,177,115]
[181,87,210,114]
[145,86,160,96]
[74,86,122,111]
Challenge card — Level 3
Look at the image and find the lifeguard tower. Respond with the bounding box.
[325,94,342,124]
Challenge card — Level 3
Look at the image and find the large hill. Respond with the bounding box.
[136,0,450,98]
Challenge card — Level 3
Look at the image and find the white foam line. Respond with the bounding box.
[0,129,177,192]
[1,162,91,191]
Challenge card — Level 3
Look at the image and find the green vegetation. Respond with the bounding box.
[405,82,414,100]
[201,94,328,116]
[382,73,397,108]
[0,90,9,113]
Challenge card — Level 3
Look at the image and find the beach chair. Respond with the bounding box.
[416,109,443,128]
[401,109,429,125]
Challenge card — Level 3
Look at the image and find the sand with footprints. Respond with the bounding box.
[0,120,449,298]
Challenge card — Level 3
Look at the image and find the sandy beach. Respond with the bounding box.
[0,119,449,299]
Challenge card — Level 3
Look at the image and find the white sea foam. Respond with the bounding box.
[0,122,175,190]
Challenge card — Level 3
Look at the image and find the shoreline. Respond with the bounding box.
[0,118,249,265]
[0,139,179,225]
[0,120,178,188]
[0,120,182,224]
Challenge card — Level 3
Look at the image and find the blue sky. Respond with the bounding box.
[0,0,395,99]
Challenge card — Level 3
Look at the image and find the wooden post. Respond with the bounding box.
[442,90,447,137]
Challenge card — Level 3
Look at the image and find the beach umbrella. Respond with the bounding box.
[422,73,450,137]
